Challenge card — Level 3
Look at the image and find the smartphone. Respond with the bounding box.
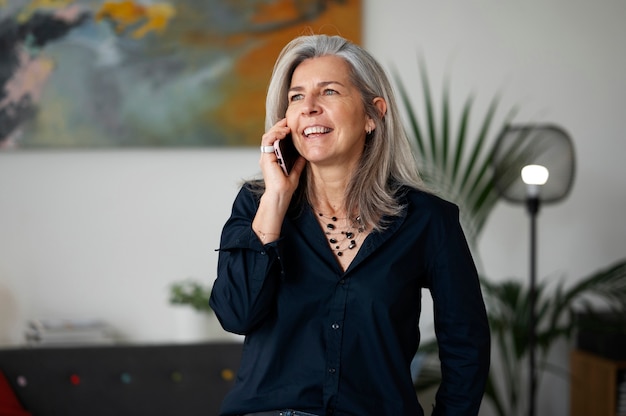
[273,134,300,175]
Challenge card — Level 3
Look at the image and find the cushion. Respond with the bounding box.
[0,370,31,416]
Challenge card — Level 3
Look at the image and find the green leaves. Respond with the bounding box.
[480,260,626,415]
[393,56,517,247]
[168,279,213,313]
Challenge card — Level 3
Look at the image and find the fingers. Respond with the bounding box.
[259,119,292,182]
[261,118,290,149]
[259,118,289,170]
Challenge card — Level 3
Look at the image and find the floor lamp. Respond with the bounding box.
[492,124,576,416]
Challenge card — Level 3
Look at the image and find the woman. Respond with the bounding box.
[209,34,490,416]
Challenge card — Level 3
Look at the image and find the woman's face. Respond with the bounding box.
[285,55,374,169]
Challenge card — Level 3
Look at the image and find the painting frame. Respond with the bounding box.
[0,0,362,149]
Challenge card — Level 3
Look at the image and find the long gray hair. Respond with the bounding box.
[266,34,425,230]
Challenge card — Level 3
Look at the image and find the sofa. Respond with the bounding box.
[0,341,243,416]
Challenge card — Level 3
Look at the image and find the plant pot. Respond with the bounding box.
[171,307,235,342]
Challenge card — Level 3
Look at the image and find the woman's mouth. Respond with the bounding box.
[303,126,332,137]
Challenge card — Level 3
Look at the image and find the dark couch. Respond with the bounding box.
[0,341,243,416]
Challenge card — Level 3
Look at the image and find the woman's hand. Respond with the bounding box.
[253,118,306,243]
[259,118,305,197]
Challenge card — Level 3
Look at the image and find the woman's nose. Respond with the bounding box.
[301,95,320,115]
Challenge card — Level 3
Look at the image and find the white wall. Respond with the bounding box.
[1,2,625,415]
[0,149,258,343]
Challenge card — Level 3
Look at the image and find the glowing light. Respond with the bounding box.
[521,164,549,197]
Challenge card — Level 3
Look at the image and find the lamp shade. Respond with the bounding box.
[492,124,576,204]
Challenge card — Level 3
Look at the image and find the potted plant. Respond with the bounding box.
[168,279,213,313]
[168,278,231,342]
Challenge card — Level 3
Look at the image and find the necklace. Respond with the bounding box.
[317,211,365,256]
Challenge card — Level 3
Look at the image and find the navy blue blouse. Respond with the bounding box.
[209,185,490,416]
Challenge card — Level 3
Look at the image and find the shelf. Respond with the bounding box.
[570,349,626,416]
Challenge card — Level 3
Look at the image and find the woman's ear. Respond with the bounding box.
[373,96,387,118]
[366,97,387,133]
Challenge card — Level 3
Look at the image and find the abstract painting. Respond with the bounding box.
[0,0,361,148]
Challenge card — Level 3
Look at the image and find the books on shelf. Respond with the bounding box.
[25,318,116,347]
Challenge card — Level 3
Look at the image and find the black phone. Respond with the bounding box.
[274,134,300,175]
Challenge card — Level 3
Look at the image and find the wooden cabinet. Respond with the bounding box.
[570,349,626,416]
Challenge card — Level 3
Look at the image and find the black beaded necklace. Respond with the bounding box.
[317,212,365,256]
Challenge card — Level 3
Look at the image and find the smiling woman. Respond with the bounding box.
[285,55,379,172]
[209,34,491,416]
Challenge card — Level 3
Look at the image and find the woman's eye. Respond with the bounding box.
[323,89,337,96]
[289,94,303,102]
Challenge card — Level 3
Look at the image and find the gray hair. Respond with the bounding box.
[266,34,425,230]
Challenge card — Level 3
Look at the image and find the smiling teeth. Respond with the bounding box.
[304,126,331,136]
